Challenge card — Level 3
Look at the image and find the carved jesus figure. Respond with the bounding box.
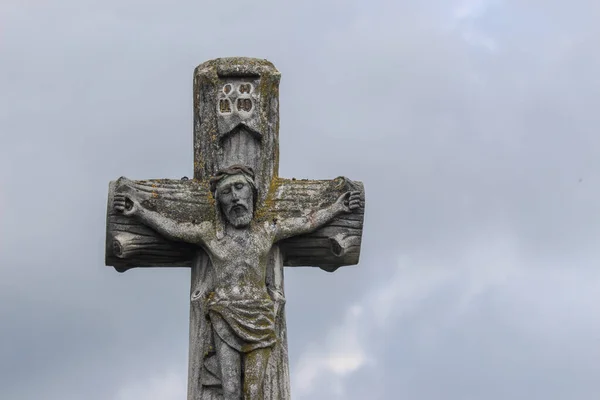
[113,165,361,399]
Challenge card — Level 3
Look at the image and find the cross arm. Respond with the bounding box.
[267,177,365,272]
[105,176,365,273]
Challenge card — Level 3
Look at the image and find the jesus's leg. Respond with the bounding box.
[214,333,242,400]
[243,347,271,399]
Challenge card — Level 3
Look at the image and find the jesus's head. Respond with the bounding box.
[210,165,257,228]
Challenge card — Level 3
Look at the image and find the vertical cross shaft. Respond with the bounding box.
[188,57,289,399]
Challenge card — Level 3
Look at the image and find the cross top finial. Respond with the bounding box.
[202,57,279,77]
[193,57,281,206]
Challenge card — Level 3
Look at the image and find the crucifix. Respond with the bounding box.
[105,57,366,400]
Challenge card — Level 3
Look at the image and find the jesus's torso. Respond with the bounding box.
[198,222,278,352]
[203,222,275,294]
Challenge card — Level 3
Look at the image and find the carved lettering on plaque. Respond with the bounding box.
[237,98,253,112]
[239,83,252,94]
[219,98,232,114]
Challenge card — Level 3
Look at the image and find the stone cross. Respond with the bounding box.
[105,57,366,400]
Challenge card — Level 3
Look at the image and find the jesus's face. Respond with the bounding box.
[216,174,254,228]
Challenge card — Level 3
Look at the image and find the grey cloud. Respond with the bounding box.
[2,0,600,399]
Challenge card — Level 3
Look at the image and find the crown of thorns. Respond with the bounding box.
[209,165,256,194]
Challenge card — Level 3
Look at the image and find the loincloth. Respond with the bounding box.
[205,286,276,353]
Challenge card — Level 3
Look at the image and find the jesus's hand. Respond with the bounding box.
[114,193,139,217]
[335,191,362,214]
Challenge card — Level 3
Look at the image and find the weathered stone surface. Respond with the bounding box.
[104,57,366,400]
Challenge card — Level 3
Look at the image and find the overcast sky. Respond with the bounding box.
[2,0,600,399]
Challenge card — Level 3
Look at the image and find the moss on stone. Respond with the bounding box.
[254,177,283,223]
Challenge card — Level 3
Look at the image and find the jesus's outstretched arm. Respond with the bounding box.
[273,191,362,242]
[113,193,212,245]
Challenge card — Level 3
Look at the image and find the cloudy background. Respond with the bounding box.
[2,0,600,399]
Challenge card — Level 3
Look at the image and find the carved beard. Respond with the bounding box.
[224,204,253,228]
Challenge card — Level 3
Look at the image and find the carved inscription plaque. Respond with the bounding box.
[218,82,255,115]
